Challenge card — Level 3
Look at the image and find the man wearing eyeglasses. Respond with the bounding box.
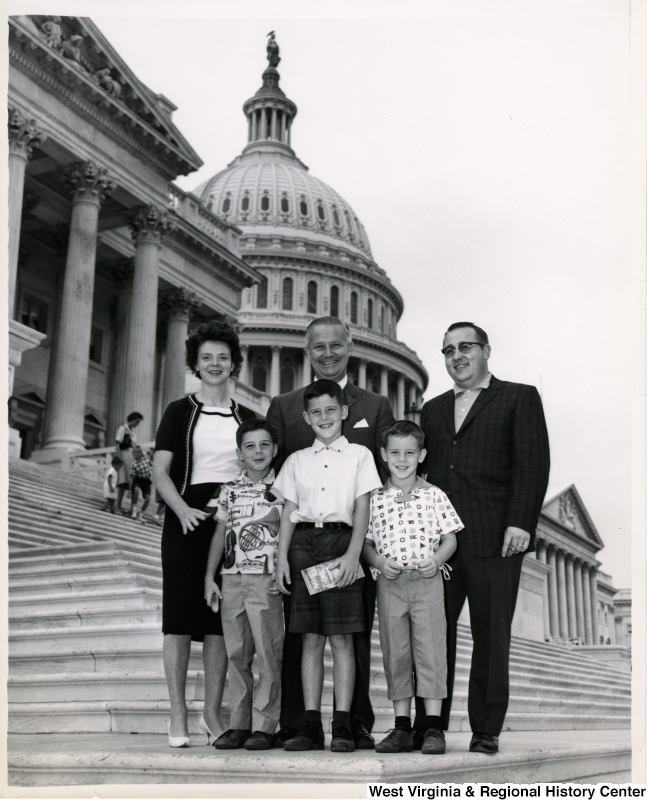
[417,321,550,754]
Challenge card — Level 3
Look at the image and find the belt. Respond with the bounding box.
[294,522,352,531]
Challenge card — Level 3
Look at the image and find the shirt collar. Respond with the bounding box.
[382,476,428,494]
[240,468,276,485]
[312,435,349,454]
[452,371,492,396]
[314,375,348,389]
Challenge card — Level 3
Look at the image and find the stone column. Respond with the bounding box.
[302,352,311,386]
[536,541,550,640]
[123,205,173,442]
[397,375,405,419]
[239,345,250,386]
[408,384,417,415]
[358,359,367,390]
[271,108,278,139]
[546,546,559,639]
[41,161,115,453]
[270,346,281,398]
[380,366,389,397]
[565,555,577,640]
[556,550,568,639]
[574,560,586,643]
[107,258,135,442]
[590,568,600,645]
[582,564,593,644]
[251,113,258,141]
[160,288,199,412]
[8,108,44,316]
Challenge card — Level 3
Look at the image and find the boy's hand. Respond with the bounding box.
[380,556,403,580]
[418,557,438,578]
[276,558,291,595]
[204,578,222,606]
[336,552,360,587]
[268,575,281,596]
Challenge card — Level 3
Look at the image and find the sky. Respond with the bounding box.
[9,0,643,589]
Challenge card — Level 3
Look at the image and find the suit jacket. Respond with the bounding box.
[420,376,550,557]
[266,381,395,481]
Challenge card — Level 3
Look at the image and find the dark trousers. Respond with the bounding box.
[279,569,376,732]
[414,548,523,736]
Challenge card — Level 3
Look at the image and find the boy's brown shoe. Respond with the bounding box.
[283,723,325,751]
[375,728,414,753]
[330,723,355,752]
[421,728,446,754]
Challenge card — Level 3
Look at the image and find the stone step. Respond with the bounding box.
[6,730,632,786]
[9,623,163,656]
[9,604,162,630]
[8,575,145,600]
[8,513,159,550]
[9,587,161,617]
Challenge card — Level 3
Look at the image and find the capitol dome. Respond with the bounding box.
[193,35,427,416]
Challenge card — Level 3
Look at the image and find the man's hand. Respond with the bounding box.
[502,526,530,557]
[380,556,403,580]
[275,557,291,595]
[418,557,439,578]
[336,552,360,587]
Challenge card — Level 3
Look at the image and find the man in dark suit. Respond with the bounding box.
[418,321,550,754]
[267,316,395,748]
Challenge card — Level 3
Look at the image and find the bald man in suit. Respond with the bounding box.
[267,316,395,748]
[418,322,550,754]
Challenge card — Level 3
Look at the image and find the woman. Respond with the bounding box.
[115,411,143,514]
[153,320,255,748]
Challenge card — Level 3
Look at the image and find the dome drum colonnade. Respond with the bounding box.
[8,16,257,459]
[195,33,428,410]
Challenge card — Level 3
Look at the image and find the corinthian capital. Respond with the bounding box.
[160,287,200,317]
[128,205,175,244]
[63,160,115,204]
[8,107,44,159]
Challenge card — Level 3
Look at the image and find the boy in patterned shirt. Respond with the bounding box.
[204,418,284,751]
[363,420,463,755]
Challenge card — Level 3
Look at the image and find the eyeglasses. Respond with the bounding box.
[440,341,485,358]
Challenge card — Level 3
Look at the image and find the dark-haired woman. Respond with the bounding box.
[115,411,143,514]
[153,321,255,747]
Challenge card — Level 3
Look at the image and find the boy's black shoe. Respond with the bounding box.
[244,731,274,750]
[283,723,325,751]
[214,728,252,749]
[330,723,355,752]
[353,723,375,750]
[375,728,414,753]
[421,728,446,755]
[469,732,499,754]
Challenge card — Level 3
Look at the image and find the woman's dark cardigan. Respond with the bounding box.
[154,394,256,497]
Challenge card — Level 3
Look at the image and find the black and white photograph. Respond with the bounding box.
[5,0,644,793]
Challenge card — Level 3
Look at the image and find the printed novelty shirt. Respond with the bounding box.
[214,470,283,575]
[366,479,464,575]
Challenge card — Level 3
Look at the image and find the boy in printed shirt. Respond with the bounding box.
[130,445,153,520]
[274,380,381,753]
[204,419,284,751]
[363,420,463,755]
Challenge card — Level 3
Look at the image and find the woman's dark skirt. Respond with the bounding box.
[161,482,222,641]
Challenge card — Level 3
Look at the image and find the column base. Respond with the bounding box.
[8,426,22,460]
[31,443,85,470]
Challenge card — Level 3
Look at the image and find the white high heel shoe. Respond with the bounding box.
[167,721,190,748]
[198,715,217,745]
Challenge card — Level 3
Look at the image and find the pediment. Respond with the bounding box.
[542,485,604,549]
[10,15,203,178]
[16,389,47,406]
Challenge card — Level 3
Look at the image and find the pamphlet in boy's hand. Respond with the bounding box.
[301,558,365,595]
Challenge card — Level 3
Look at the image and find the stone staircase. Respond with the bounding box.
[6,458,632,785]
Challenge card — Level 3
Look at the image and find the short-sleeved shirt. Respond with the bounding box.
[273,436,381,525]
[210,470,283,575]
[366,478,464,576]
[131,456,153,480]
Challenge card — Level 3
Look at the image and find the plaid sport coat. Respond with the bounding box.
[420,376,550,557]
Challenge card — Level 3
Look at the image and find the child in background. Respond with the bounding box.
[204,419,284,751]
[130,445,153,521]
[274,380,381,753]
[103,456,122,513]
[363,420,463,755]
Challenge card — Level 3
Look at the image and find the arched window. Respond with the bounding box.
[252,360,268,393]
[307,281,318,314]
[299,196,309,217]
[260,192,270,212]
[332,207,340,227]
[317,200,326,221]
[367,298,374,329]
[282,277,294,310]
[350,291,358,324]
[330,285,339,318]
[222,194,231,214]
[256,275,268,309]
[241,192,250,212]
[280,194,290,213]
[280,362,296,394]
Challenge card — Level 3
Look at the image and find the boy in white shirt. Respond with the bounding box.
[274,380,381,753]
[363,420,463,755]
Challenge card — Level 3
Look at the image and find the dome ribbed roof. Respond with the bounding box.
[194,155,373,258]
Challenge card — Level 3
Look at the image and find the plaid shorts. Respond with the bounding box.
[288,527,364,636]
